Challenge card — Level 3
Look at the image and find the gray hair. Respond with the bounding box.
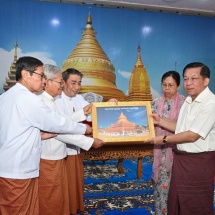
[43,64,61,80]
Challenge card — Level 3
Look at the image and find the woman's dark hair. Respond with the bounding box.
[182,62,210,78]
[161,70,180,86]
[16,56,43,81]
[62,68,83,82]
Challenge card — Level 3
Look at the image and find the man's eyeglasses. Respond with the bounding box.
[51,80,64,86]
[161,83,175,88]
[31,71,46,80]
[183,77,199,83]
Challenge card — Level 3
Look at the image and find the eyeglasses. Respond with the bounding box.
[51,80,64,86]
[31,71,46,80]
[183,77,199,83]
[161,83,175,88]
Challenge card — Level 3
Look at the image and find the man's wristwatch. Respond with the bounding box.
[163,135,167,144]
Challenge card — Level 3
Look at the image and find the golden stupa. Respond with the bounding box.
[62,13,126,101]
[3,42,18,91]
[127,46,152,101]
[104,112,137,133]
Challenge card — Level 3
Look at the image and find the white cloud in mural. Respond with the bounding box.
[151,87,161,99]
[0,47,56,94]
[118,69,131,79]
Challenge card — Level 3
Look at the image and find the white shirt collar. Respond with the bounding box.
[41,90,55,101]
[186,86,210,104]
[62,91,75,101]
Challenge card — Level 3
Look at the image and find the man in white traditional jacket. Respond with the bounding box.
[55,68,117,215]
[55,68,97,214]
[38,64,104,215]
[0,57,92,215]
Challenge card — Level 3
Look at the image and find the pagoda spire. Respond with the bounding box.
[14,41,18,63]
[127,45,152,101]
[135,45,144,67]
[87,11,92,25]
[3,42,18,91]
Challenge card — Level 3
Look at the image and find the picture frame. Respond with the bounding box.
[91,101,155,144]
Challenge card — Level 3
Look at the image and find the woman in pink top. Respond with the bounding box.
[151,71,185,215]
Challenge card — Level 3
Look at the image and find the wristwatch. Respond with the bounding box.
[163,135,167,144]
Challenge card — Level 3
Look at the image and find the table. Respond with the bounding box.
[82,143,153,179]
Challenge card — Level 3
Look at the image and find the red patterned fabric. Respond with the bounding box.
[82,120,92,127]
[38,158,69,215]
[0,177,39,215]
[66,154,85,215]
[168,148,215,215]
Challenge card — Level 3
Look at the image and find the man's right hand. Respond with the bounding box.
[84,104,92,115]
[85,124,92,135]
[92,138,104,148]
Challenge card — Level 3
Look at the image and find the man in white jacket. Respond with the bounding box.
[38,64,104,215]
[0,57,92,215]
[55,68,89,215]
[55,68,117,215]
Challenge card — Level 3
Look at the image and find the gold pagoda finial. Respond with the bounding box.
[87,11,92,25]
[135,45,143,68]
[14,41,18,63]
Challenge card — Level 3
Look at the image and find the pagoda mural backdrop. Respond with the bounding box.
[3,13,152,102]
[1,0,215,97]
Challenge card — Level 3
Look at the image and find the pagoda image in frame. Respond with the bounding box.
[97,106,149,138]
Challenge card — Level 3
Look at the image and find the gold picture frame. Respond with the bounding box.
[92,101,155,145]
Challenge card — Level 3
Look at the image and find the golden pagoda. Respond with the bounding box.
[127,45,152,101]
[62,13,126,101]
[104,112,137,133]
[99,111,149,137]
[3,42,18,91]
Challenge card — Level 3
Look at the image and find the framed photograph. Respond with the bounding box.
[91,101,155,144]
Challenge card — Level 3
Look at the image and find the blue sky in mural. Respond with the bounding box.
[0,0,215,96]
[97,106,148,128]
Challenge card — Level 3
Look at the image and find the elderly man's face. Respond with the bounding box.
[27,66,46,93]
[45,72,64,97]
[183,67,209,101]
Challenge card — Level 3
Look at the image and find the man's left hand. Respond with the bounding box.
[41,131,57,140]
[107,98,118,104]
[145,136,164,145]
